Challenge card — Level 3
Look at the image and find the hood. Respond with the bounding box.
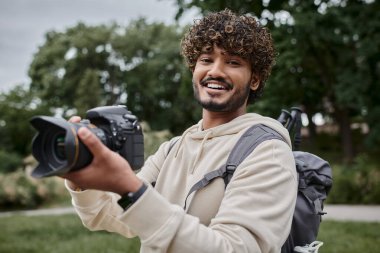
[172,113,292,173]
[188,113,292,146]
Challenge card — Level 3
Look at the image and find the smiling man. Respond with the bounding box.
[64,9,297,253]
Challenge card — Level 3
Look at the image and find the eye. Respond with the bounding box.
[228,60,241,65]
[199,57,212,64]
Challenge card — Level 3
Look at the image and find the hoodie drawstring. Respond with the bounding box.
[174,127,193,158]
[190,130,213,174]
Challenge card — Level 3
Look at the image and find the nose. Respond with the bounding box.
[207,60,227,79]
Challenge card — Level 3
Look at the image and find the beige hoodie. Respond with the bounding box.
[66,113,297,253]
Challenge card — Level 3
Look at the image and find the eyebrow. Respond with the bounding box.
[200,48,230,56]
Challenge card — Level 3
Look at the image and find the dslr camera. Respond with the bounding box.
[30,105,144,178]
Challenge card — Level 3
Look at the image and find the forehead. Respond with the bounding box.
[198,45,252,69]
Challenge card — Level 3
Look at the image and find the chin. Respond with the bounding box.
[200,101,229,112]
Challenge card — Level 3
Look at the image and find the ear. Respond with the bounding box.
[250,75,260,91]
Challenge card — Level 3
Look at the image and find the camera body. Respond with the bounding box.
[30,105,144,178]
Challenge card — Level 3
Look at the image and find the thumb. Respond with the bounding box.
[77,127,104,155]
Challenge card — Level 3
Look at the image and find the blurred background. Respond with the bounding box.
[0,0,379,252]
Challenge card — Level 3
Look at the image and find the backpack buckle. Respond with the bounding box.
[226,164,236,174]
[314,199,327,215]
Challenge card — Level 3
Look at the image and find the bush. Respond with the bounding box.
[0,169,68,210]
[0,149,23,173]
[328,154,380,204]
[142,121,173,157]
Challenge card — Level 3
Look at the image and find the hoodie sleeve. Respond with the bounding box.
[65,138,175,236]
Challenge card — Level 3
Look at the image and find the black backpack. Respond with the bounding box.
[182,107,333,253]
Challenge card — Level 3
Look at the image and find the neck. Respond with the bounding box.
[202,107,247,130]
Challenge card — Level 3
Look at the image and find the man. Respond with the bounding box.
[64,9,297,253]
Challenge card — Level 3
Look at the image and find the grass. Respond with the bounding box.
[0,214,379,253]
[317,220,380,253]
[0,214,140,253]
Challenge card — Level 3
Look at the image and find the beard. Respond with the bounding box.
[192,78,251,112]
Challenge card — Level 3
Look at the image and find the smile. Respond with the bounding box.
[205,83,227,90]
[200,78,233,91]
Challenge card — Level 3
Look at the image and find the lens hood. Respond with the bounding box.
[30,116,92,178]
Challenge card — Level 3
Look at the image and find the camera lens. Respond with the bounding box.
[30,105,144,178]
[53,133,66,160]
[30,116,97,177]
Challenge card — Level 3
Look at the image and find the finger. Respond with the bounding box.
[77,127,105,155]
[69,116,81,123]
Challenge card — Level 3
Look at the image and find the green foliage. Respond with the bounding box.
[74,69,102,117]
[267,1,380,152]
[28,19,200,134]
[0,170,67,210]
[172,0,287,19]
[0,150,23,174]
[0,85,50,155]
[28,23,117,113]
[142,122,173,158]
[328,154,380,204]
[173,0,380,161]
[115,19,200,133]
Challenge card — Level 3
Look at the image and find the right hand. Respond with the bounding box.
[63,115,143,195]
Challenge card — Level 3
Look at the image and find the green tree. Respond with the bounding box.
[268,1,380,161]
[172,0,380,161]
[0,149,22,173]
[28,20,199,134]
[74,69,102,117]
[0,85,50,155]
[172,0,287,20]
[113,20,199,133]
[28,23,117,114]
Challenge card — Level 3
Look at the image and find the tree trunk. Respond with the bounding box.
[336,108,355,164]
[306,110,317,144]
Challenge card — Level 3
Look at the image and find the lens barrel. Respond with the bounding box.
[30,116,99,178]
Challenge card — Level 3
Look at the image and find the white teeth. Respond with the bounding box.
[207,83,225,89]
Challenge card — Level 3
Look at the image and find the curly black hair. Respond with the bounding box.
[181,9,275,104]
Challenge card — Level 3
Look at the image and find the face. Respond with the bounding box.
[192,45,259,113]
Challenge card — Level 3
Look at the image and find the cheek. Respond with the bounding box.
[192,68,205,83]
[239,71,254,87]
[230,73,250,87]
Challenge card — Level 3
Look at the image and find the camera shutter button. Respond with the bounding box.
[123,114,137,121]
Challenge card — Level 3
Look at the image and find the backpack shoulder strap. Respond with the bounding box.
[183,124,285,209]
[223,124,285,185]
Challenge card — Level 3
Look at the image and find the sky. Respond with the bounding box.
[0,0,198,93]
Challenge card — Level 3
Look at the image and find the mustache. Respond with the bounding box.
[200,77,233,90]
